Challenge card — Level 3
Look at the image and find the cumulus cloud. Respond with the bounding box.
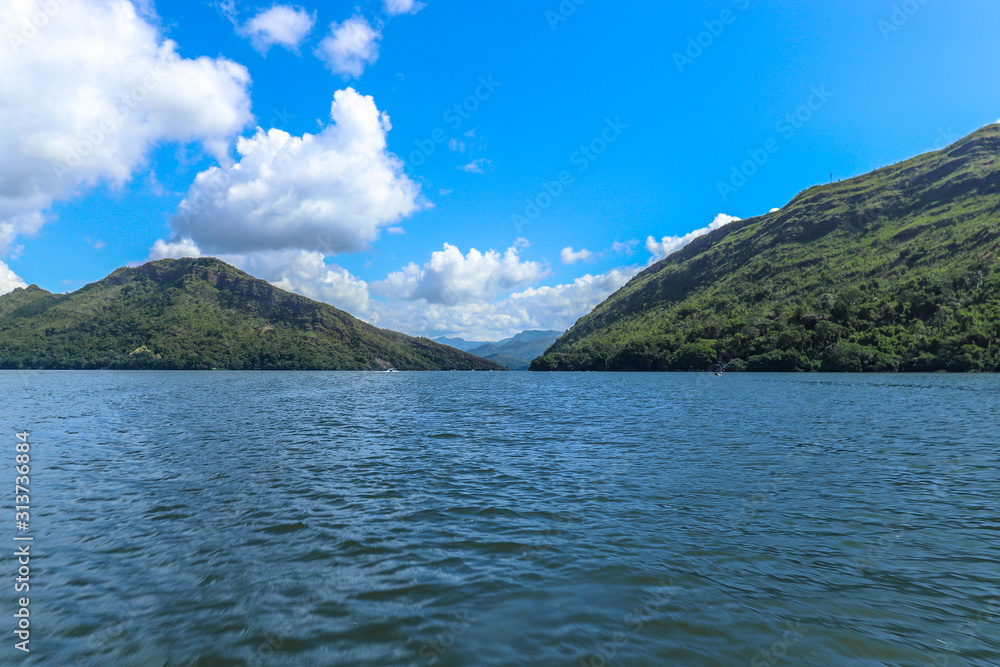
[373,265,640,340]
[560,246,592,265]
[166,88,421,255]
[0,0,252,250]
[373,243,548,305]
[149,237,202,260]
[646,213,741,260]
[315,16,381,78]
[240,5,315,54]
[0,261,28,295]
[384,0,426,16]
[232,249,372,315]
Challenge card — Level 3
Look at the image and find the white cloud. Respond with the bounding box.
[218,0,238,25]
[373,243,548,305]
[234,249,372,315]
[611,239,638,255]
[373,265,640,340]
[149,237,202,260]
[240,5,315,54]
[769,207,781,213]
[0,213,45,256]
[130,0,158,20]
[499,266,638,328]
[560,246,592,265]
[315,16,381,78]
[458,158,490,174]
[384,0,426,16]
[0,0,252,250]
[147,170,170,197]
[166,88,421,255]
[646,213,741,260]
[0,261,27,295]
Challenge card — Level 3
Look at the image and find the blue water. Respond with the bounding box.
[2,371,999,666]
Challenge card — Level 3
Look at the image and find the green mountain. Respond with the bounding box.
[0,258,505,371]
[432,330,562,370]
[533,125,1000,372]
[466,330,562,371]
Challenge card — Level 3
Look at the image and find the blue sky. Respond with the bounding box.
[2,0,1000,338]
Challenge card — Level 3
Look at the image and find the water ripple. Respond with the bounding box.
[2,371,999,666]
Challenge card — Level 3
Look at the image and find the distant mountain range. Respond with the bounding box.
[0,258,505,371]
[435,330,561,370]
[535,125,1000,372]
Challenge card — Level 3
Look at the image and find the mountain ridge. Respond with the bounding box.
[434,330,561,370]
[0,257,505,371]
[533,125,1000,372]
[436,330,561,370]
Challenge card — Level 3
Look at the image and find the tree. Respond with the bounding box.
[673,342,717,370]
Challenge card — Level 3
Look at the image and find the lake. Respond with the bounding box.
[3,371,999,666]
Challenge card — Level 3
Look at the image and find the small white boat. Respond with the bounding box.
[385,368,399,372]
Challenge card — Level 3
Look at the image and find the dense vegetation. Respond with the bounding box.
[533,126,1000,372]
[0,258,504,371]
